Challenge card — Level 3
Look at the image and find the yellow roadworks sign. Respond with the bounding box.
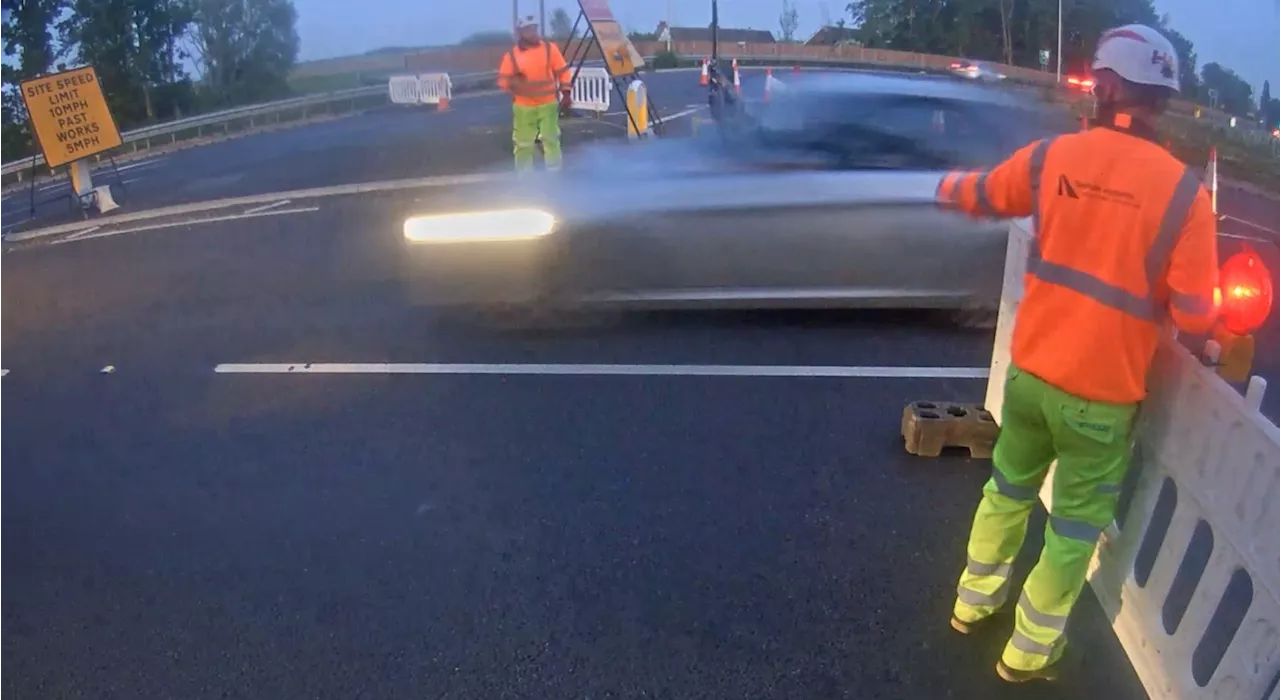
[20,65,123,169]
[577,0,646,77]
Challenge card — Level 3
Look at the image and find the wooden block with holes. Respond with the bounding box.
[901,401,1000,459]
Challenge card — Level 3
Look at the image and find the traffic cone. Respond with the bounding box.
[700,58,709,86]
[1206,146,1219,215]
[793,63,800,74]
[732,59,740,95]
[764,67,773,102]
[437,75,451,111]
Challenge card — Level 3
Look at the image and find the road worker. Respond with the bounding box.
[498,16,573,174]
[935,24,1219,683]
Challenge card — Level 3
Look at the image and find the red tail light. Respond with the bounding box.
[950,62,962,69]
[1217,248,1273,335]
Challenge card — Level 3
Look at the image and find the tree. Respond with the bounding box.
[1,0,65,157]
[1160,24,1199,98]
[187,0,299,107]
[58,0,194,125]
[549,7,574,40]
[1201,62,1254,117]
[779,0,799,42]
[1261,80,1274,127]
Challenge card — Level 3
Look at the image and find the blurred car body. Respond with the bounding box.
[401,72,1065,327]
[949,60,1006,83]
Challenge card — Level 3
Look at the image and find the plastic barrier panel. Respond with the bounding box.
[388,75,422,105]
[986,219,1280,700]
[571,67,611,114]
[418,73,451,106]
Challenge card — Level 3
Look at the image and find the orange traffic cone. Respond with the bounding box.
[700,58,709,86]
[732,59,740,95]
[764,66,773,102]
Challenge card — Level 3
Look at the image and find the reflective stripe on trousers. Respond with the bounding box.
[1021,138,1210,321]
[955,365,1137,672]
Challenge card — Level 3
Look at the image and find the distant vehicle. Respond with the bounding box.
[1064,74,1096,92]
[400,73,1065,329]
[948,60,1006,83]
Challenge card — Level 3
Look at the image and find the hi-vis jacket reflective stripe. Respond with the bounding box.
[937,126,1219,404]
[498,41,571,107]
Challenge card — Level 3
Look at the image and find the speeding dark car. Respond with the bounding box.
[400,71,1068,327]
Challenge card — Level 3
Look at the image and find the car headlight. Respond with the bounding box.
[403,208,556,243]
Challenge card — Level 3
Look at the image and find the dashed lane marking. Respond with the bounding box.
[51,206,321,245]
[213,363,991,379]
[243,199,292,215]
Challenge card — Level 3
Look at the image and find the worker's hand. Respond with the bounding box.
[559,90,573,112]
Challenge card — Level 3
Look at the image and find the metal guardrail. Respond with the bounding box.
[0,70,500,178]
[4,56,1272,178]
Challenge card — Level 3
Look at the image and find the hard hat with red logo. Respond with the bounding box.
[1091,24,1180,92]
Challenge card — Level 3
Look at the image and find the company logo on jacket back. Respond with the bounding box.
[1058,174,1139,208]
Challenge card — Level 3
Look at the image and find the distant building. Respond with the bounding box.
[655,21,776,45]
[805,25,861,47]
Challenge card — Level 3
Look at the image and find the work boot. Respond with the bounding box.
[949,604,1009,635]
[995,642,1071,683]
[995,657,1062,683]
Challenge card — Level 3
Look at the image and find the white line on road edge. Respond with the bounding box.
[52,207,321,245]
[64,225,101,241]
[0,369,8,377]
[243,199,292,214]
[213,363,991,379]
[7,172,504,243]
[1220,214,1278,236]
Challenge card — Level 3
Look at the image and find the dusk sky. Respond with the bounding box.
[294,0,1278,95]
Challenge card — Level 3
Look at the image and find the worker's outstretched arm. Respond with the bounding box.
[936,139,1043,219]
[1165,187,1219,334]
[498,52,515,92]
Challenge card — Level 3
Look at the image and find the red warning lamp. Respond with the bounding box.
[1217,248,1273,335]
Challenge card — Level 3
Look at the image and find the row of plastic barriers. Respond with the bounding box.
[389,73,451,108]
[387,67,613,114]
[985,219,1279,700]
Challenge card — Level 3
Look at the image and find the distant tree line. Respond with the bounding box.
[2,0,300,161]
[841,0,1272,121]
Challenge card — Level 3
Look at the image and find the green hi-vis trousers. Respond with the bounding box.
[954,365,1138,672]
[512,101,563,173]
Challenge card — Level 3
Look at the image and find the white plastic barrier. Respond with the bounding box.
[986,219,1280,700]
[571,66,611,114]
[388,73,451,106]
[418,73,451,106]
[388,75,422,105]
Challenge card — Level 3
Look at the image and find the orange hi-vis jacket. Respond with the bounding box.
[498,40,571,107]
[938,121,1219,404]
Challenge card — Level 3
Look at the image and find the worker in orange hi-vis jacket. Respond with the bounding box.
[936,24,1220,685]
[498,16,573,174]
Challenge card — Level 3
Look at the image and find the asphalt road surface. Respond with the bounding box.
[3,67,1276,699]
[3,187,1150,699]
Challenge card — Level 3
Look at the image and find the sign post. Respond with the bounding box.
[20,65,123,215]
[564,0,663,137]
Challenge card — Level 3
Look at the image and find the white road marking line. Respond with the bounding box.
[51,206,321,245]
[64,225,102,241]
[0,369,8,377]
[243,199,292,214]
[1220,214,1278,236]
[213,363,991,379]
[8,172,502,243]
[663,106,707,121]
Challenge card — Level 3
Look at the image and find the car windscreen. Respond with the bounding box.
[746,89,1057,171]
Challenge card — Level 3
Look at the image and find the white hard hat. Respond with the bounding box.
[1091,24,1180,92]
[517,15,538,29]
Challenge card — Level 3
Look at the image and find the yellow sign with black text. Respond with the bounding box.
[21,66,122,168]
[577,0,646,77]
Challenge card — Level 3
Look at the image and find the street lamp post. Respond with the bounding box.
[1056,0,1062,83]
